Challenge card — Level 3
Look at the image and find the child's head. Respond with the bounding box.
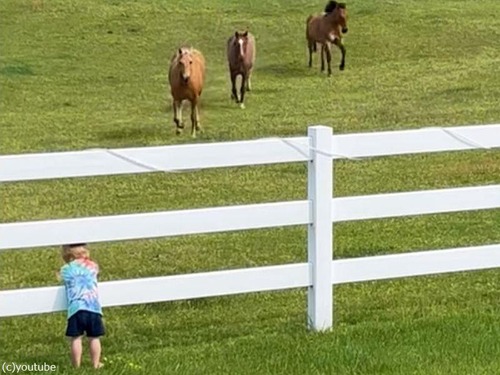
[62,243,89,263]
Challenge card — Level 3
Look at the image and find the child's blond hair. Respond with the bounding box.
[62,243,90,263]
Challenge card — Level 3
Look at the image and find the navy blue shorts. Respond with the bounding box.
[66,310,105,338]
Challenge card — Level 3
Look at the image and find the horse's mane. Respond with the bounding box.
[178,46,192,55]
[324,0,346,13]
[171,46,191,62]
[324,1,337,13]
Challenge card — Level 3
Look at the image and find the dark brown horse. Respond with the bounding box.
[227,30,256,109]
[306,1,348,76]
[168,47,205,137]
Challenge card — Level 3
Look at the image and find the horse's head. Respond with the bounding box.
[233,31,249,60]
[177,48,193,83]
[336,3,348,34]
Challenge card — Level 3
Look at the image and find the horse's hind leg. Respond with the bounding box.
[320,44,325,72]
[246,68,253,91]
[307,41,314,68]
[173,100,183,135]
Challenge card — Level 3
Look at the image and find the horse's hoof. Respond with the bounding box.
[176,129,182,135]
[339,65,345,71]
[239,103,245,109]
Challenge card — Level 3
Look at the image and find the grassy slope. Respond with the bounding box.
[1,0,500,373]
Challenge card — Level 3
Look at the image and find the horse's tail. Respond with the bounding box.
[306,15,313,33]
[306,16,317,52]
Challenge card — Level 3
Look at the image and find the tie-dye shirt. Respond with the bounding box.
[60,258,103,319]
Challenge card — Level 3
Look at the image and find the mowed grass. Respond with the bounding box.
[1,0,500,373]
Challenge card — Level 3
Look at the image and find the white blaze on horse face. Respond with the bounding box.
[238,38,244,58]
[180,52,191,81]
[181,63,189,80]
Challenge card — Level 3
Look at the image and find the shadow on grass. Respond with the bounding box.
[0,63,34,77]
[432,86,475,96]
[258,62,310,78]
[200,98,235,110]
[98,125,166,143]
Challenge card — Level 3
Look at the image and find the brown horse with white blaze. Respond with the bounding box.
[168,47,205,137]
[306,1,348,76]
[227,30,256,109]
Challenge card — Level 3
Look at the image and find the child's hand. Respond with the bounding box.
[55,271,61,281]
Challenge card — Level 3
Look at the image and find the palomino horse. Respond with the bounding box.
[306,1,348,76]
[227,30,256,109]
[168,47,206,137]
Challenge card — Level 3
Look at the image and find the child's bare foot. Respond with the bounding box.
[94,362,104,370]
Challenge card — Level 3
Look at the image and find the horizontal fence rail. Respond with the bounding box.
[0,263,311,317]
[1,124,499,330]
[1,124,499,183]
[2,244,500,318]
[0,201,309,250]
[1,185,498,250]
[0,137,309,182]
[331,184,500,222]
[332,244,500,284]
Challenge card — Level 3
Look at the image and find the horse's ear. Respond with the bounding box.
[242,31,248,37]
[178,48,183,55]
[234,31,239,38]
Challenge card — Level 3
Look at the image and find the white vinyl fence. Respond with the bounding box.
[1,124,499,331]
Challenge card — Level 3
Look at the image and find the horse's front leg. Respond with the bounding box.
[173,100,183,135]
[239,73,247,109]
[333,39,346,71]
[324,43,332,76]
[230,72,238,102]
[190,99,200,138]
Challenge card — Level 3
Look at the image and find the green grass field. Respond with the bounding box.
[1,0,500,373]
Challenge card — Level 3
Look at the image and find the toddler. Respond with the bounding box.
[59,243,104,369]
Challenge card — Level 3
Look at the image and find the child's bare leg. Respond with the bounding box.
[70,337,83,368]
[89,337,103,369]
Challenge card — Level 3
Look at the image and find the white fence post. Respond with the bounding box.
[307,125,333,331]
